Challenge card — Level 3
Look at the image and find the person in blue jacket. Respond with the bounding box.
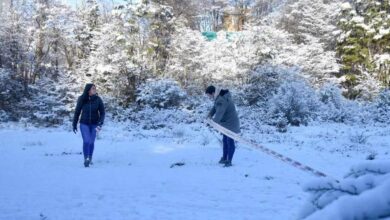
[73,83,105,167]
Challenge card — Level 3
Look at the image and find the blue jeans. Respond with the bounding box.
[80,123,97,160]
[222,135,235,162]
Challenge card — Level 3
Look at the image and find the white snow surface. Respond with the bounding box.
[1,121,390,219]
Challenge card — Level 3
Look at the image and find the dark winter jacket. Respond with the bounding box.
[208,89,240,133]
[73,94,105,129]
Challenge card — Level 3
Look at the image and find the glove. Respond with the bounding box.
[203,119,211,128]
[73,126,77,134]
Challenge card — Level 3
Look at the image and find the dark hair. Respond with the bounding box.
[205,85,216,95]
[81,83,95,103]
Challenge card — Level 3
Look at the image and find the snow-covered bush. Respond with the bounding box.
[0,68,79,126]
[241,65,287,107]
[22,72,81,127]
[299,83,371,124]
[373,89,390,123]
[349,131,370,145]
[0,110,8,122]
[28,78,76,126]
[126,106,198,130]
[300,162,390,219]
[318,84,350,123]
[136,79,187,109]
[0,69,26,121]
[267,80,319,126]
[239,65,347,127]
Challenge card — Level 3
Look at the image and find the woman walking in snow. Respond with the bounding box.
[73,83,105,167]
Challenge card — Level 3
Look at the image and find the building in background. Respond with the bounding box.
[223,6,249,32]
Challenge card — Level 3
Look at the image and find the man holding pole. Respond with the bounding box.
[205,85,240,167]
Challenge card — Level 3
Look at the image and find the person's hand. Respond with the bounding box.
[203,119,211,128]
[73,127,77,134]
[96,126,102,132]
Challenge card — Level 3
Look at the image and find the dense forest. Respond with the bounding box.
[0,0,390,127]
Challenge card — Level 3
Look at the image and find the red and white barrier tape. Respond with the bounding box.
[205,119,328,178]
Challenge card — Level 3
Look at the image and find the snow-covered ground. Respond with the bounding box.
[0,122,389,220]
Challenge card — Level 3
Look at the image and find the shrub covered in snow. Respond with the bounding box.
[0,70,27,122]
[27,77,77,126]
[130,107,196,130]
[136,79,187,109]
[267,80,319,126]
[373,89,390,123]
[318,84,351,123]
[0,110,7,122]
[0,68,78,126]
[300,162,390,219]
[239,66,371,127]
[113,100,210,132]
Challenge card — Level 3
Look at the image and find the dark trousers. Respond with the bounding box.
[222,135,236,162]
[80,123,97,160]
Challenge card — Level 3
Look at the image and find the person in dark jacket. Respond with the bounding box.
[206,85,240,167]
[73,83,105,167]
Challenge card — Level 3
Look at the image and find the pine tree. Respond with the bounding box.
[74,0,101,62]
[0,0,32,88]
[145,0,175,75]
[337,0,390,99]
[77,2,149,106]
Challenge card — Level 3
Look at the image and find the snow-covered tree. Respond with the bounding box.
[167,26,268,88]
[279,0,342,47]
[30,0,79,80]
[144,0,175,75]
[0,0,32,87]
[273,0,342,85]
[74,0,101,62]
[166,27,208,88]
[337,0,390,99]
[77,4,146,106]
[250,0,286,20]
[240,64,290,107]
[0,0,85,125]
[300,162,390,219]
[0,69,27,121]
[45,2,79,71]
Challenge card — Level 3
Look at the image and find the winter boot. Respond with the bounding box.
[84,158,90,167]
[219,157,228,164]
[224,161,232,167]
[89,157,93,166]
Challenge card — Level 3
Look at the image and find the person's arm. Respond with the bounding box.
[98,97,105,127]
[208,105,216,118]
[72,97,83,132]
[213,98,227,124]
